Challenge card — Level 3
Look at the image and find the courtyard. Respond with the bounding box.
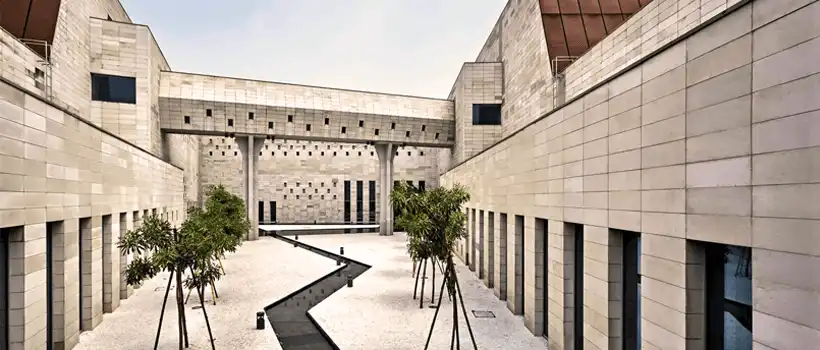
[72,231,548,350]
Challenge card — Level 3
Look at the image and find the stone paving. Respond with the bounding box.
[303,233,549,350]
[74,237,336,350]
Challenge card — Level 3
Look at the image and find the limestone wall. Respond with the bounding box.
[442,1,820,348]
[199,137,439,223]
[449,63,504,165]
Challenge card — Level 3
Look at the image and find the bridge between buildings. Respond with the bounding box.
[157,71,456,238]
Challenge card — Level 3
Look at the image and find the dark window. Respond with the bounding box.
[321,151,325,156]
[405,131,411,137]
[391,122,396,130]
[269,201,276,222]
[1,227,10,350]
[306,124,311,131]
[419,181,425,191]
[91,73,136,104]
[573,224,584,350]
[407,152,411,156]
[227,119,234,127]
[356,181,364,223]
[358,152,361,156]
[358,120,364,127]
[248,112,254,120]
[268,122,273,129]
[287,115,293,122]
[296,152,300,156]
[705,243,752,350]
[341,126,347,134]
[345,152,349,156]
[434,132,439,139]
[309,152,312,156]
[344,181,351,224]
[258,202,265,224]
[421,125,426,131]
[207,109,213,117]
[184,116,191,124]
[622,231,641,350]
[324,118,329,125]
[368,181,376,223]
[209,151,212,156]
[472,104,502,125]
[374,129,380,136]
[420,151,425,156]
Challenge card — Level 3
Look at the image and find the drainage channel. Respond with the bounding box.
[265,233,371,350]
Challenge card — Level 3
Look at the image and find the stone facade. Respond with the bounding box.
[444,0,820,349]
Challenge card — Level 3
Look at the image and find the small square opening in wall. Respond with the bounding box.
[374,129,379,136]
[284,195,288,199]
[405,131,410,137]
[370,151,374,156]
[259,152,262,156]
[296,151,300,156]
[221,151,225,156]
[309,195,312,199]
[434,132,440,140]
[358,152,362,156]
[391,122,396,130]
[284,151,288,156]
[359,120,364,127]
[234,151,237,156]
[206,109,212,117]
[333,152,337,156]
[421,125,426,131]
[407,152,411,156]
[420,151,424,156]
[321,151,325,156]
[341,126,347,134]
[209,151,212,156]
[227,119,234,127]
[309,151,312,156]
[296,195,300,199]
[333,195,337,199]
[287,115,293,122]
[345,152,350,156]
[324,118,329,125]
[248,112,254,120]
[268,122,274,129]
[306,124,312,131]
[184,116,191,124]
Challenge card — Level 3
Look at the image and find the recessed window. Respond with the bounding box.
[321,182,324,187]
[284,151,288,156]
[407,152,411,156]
[435,132,440,140]
[284,195,287,199]
[259,151,262,156]
[391,122,396,130]
[345,152,349,156]
[227,119,234,127]
[472,104,502,125]
[324,118,329,125]
[327,189,330,193]
[421,125,426,131]
[333,152,337,156]
[284,183,288,187]
[221,151,225,156]
[91,73,136,104]
[248,112,255,120]
[358,152,361,156]
[296,195,300,199]
[358,120,364,127]
[321,195,325,200]
[209,151,212,156]
[405,131,410,137]
[296,151,300,156]
[309,151,312,156]
[370,152,374,156]
[306,124,312,131]
[234,151,237,156]
[309,182,312,187]
[309,195,312,200]
[333,195,337,199]
[207,109,213,117]
[271,152,274,156]
[268,122,273,129]
[184,116,190,124]
[374,129,379,136]
[287,115,293,122]
[321,151,325,156]
[341,127,347,134]
[395,152,399,156]
[420,151,424,156]
[277,145,281,150]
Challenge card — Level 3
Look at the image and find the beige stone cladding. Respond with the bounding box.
[443,0,820,349]
[199,138,439,223]
[0,78,185,349]
[473,0,555,138]
[447,63,504,165]
[158,72,456,146]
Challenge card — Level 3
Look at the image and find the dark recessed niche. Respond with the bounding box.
[333,152,337,156]
[248,112,254,120]
[341,126,347,134]
[333,195,337,199]
[321,151,325,156]
[284,195,287,199]
[227,119,234,127]
[358,152,362,156]
[234,151,237,156]
[407,152,411,156]
[309,195,312,200]
[374,129,380,136]
[421,125,426,131]
[284,152,288,156]
[287,115,293,122]
[306,124,311,131]
[370,152,374,156]
[209,151,212,156]
[309,182,312,187]
[435,132,440,139]
[271,152,275,156]
[321,195,325,200]
[321,182,324,187]
[395,152,399,156]
[309,151,312,156]
[405,131,410,137]
[296,152,300,156]
[184,116,190,124]
[420,151,424,156]
[222,139,225,143]
[277,145,281,150]
[221,151,225,156]
[268,122,273,129]
[391,122,396,130]
[259,152,262,156]
[206,109,212,117]
[324,118,329,125]
[296,195,300,199]
[358,120,364,127]
[345,152,349,156]
[327,189,330,193]
[284,183,288,187]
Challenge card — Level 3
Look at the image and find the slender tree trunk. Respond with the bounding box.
[174,266,187,349]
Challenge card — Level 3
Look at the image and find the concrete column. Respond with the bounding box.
[53,219,80,350]
[102,214,120,313]
[119,212,133,300]
[80,216,103,331]
[7,224,47,349]
[375,143,396,236]
[237,136,265,240]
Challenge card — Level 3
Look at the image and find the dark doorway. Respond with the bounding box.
[269,201,276,223]
[705,243,753,350]
[368,181,376,223]
[356,181,363,232]
[258,201,265,224]
[513,215,524,315]
[418,181,425,191]
[487,212,495,289]
[0,228,9,350]
[622,231,641,349]
[46,222,57,350]
[344,181,351,233]
[537,218,548,338]
[572,223,584,349]
[478,210,484,280]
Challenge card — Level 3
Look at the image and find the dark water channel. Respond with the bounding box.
[265,233,370,350]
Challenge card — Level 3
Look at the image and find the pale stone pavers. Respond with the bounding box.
[73,237,336,350]
[303,233,548,350]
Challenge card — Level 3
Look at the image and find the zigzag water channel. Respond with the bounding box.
[265,233,371,350]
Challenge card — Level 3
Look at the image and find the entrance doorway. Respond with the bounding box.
[1,228,8,350]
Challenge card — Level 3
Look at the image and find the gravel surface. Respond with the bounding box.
[75,237,336,350]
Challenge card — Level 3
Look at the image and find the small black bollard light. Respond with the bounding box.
[340,247,344,255]
[256,312,265,330]
[295,235,299,240]
[336,258,341,266]
[346,275,353,288]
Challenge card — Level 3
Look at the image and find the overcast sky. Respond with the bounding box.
[120,0,507,98]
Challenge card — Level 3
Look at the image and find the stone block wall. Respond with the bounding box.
[448,63,504,164]
[199,137,439,223]
[0,78,186,348]
[442,0,820,348]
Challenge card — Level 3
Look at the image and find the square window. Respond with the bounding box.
[221,151,225,156]
[248,112,254,120]
[206,109,213,117]
[309,151,312,156]
[358,152,361,156]
[472,104,502,125]
[306,124,312,131]
[421,125,426,131]
[209,151,212,156]
[296,151,300,156]
[321,151,325,156]
[184,116,190,124]
[284,151,288,156]
[391,122,396,130]
[227,119,234,127]
[341,126,347,134]
[287,115,293,122]
[405,131,410,137]
[91,73,136,104]
[333,152,337,156]
[420,151,424,156]
[407,152,411,156]
[284,195,287,199]
[374,129,380,136]
[358,120,364,127]
[345,152,349,156]
[324,118,329,125]
[268,122,273,129]
[435,132,440,139]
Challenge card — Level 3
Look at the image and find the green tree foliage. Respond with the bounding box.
[391,182,470,292]
[117,184,249,348]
